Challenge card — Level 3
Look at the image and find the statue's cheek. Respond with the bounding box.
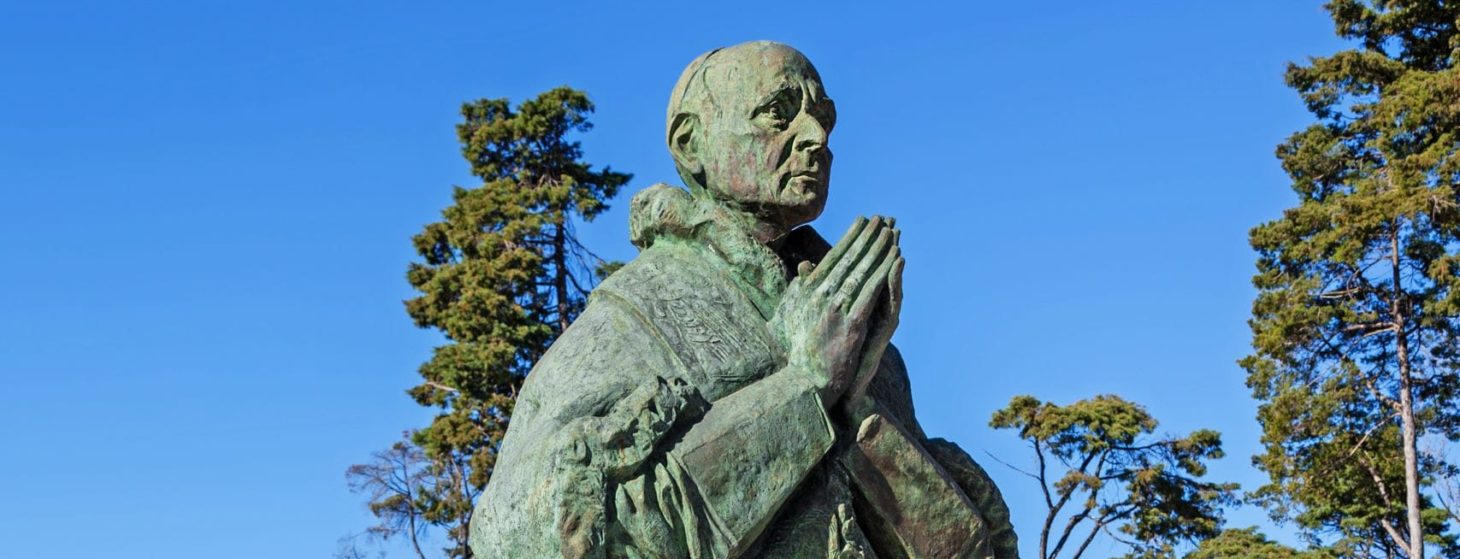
[714,138,769,200]
[764,135,792,175]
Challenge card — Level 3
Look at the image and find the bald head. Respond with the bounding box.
[662,41,835,233]
[667,42,825,160]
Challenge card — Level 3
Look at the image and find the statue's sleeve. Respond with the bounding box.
[470,295,835,559]
[924,438,1020,559]
[841,345,1020,559]
[600,369,834,559]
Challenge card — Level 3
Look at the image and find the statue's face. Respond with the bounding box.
[695,45,836,230]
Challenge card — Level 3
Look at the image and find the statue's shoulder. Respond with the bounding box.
[591,240,781,401]
[593,239,722,304]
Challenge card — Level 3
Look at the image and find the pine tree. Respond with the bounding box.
[989,395,1237,559]
[1241,2,1460,558]
[350,87,629,558]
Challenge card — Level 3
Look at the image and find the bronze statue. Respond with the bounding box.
[470,41,1018,559]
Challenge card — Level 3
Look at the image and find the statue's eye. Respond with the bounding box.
[767,104,786,121]
[756,104,787,127]
[755,91,798,129]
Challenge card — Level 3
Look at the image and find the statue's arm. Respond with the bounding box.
[660,366,835,555]
[595,367,835,558]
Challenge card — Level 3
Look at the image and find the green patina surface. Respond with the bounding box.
[469,41,1019,559]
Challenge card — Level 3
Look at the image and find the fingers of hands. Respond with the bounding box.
[808,216,870,286]
[814,216,885,298]
[817,217,900,322]
[826,503,867,559]
[888,254,904,318]
[838,225,905,408]
[866,247,905,334]
[775,216,903,406]
[830,227,892,309]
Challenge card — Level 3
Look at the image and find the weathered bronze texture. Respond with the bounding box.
[470,41,1019,559]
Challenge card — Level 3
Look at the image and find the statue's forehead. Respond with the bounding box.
[703,45,824,105]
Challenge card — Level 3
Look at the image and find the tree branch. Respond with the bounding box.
[984,450,1041,482]
[1358,451,1411,554]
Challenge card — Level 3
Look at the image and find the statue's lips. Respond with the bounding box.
[789,170,822,182]
[780,167,825,195]
[784,172,821,194]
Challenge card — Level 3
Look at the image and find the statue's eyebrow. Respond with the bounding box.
[803,80,828,103]
[755,82,800,112]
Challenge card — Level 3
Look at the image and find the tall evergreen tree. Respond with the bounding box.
[350,87,629,558]
[990,395,1237,559]
[1241,2,1460,558]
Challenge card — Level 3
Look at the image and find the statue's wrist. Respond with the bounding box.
[837,393,877,430]
[782,352,843,406]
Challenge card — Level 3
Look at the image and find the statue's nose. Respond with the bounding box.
[797,138,826,157]
[793,115,828,154]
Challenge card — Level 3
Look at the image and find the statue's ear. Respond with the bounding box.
[668,112,703,180]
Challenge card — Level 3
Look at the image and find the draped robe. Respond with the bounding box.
[470,185,1018,559]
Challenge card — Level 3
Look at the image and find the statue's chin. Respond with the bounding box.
[771,199,826,232]
[781,182,828,225]
[702,180,826,235]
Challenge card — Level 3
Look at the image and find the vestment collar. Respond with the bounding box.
[629,184,813,318]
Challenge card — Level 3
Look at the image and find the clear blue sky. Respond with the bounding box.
[0,1,1348,557]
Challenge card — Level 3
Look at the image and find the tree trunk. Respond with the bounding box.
[1399,371,1423,559]
[457,459,474,559]
[1393,227,1424,559]
[408,513,427,559]
[554,220,569,333]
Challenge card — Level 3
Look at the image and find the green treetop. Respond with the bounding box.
[990,394,1237,559]
[1185,527,1334,559]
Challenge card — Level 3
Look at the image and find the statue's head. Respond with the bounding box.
[667,41,836,234]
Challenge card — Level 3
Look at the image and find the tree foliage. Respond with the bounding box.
[350,87,629,558]
[1185,527,1333,559]
[1241,2,1460,557]
[990,395,1238,559]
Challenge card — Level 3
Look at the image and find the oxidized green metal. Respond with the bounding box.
[469,41,1019,559]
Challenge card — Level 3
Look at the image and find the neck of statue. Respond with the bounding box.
[692,188,791,250]
[626,184,791,316]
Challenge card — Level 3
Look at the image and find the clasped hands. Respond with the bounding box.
[772,216,904,419]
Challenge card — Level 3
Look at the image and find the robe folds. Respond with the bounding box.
[470,185,1018,559]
